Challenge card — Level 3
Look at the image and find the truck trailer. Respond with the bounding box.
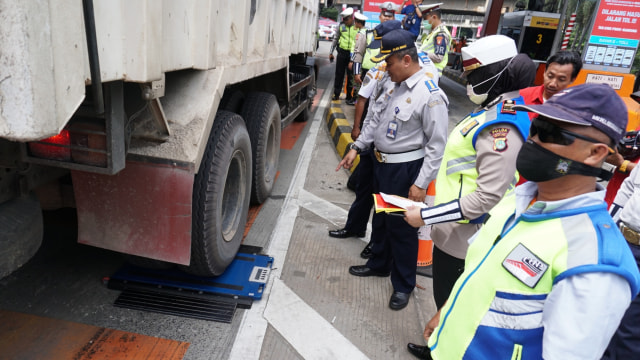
[0,0,318,278]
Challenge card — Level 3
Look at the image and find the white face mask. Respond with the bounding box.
[465,57,514,105]
[466,84,488,105]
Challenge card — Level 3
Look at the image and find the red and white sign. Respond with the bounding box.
[362,0,403,13]
[591,0,640,39]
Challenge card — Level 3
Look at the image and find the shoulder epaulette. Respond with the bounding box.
[425,79,439,93]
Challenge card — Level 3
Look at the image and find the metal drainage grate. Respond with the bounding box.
[114,287,237,323]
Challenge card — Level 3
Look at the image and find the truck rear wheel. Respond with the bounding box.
[241,92,281,204]
[183,111,252,276]
[0,195,43,279]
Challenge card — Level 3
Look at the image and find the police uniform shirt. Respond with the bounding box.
[354,68,449,189]
[352,29,369,63]
[614,165,640,232]
[431,121,524,259]
[421,23,450,65]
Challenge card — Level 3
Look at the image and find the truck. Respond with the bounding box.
[0,0,318,278]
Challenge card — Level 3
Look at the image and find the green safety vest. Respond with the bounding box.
[433,95,530,223]
[429,192,640,359]
[339,24,357,51]
[421,24,451,72]
[362,32,378,71]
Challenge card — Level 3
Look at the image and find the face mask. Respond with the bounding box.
[423,21,432,33]
[466,83,488,105]
[516,139,611,182]
[466,57,515,105]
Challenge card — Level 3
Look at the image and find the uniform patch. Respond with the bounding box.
[460,119,479,136]
[491,127,510,152]
[425,80,439,93]
[363,75,371,87]
[503,243,548,288]
[425,71,435,79]
[501,100,516,114]
[428,99,443,107]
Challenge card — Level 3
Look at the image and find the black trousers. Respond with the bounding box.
[344,150,374,234]
[432,245,465,309]
[334,48,354,100]
[366,158,422,293]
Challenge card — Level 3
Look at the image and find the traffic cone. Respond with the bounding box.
[417,180,436,277]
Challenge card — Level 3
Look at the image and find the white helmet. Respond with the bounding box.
[354,12,368,21]
[341,7,354,17]
[461,35,517,72]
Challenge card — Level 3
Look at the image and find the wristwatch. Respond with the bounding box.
[348,143,361,154]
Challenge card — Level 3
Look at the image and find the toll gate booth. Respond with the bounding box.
[499,11,561,62]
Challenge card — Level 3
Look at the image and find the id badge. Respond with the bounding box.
[386,120,398,139]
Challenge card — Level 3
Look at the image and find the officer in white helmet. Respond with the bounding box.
[404,34,536,359]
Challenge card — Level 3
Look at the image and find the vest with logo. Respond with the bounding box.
[362,32,378,71]
[433,95,530,223]
[428,193,640,360]
[339,24,357,51]
[422,24,451,72]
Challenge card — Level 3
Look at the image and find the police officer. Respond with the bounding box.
[330,20,440,261]
[409,84,640,360]
[330,7,358,102]
[418,3,450,76]
[345,12,368,106]
[337,29,449,311]
[404,35,535,315]
[352,2,397,88]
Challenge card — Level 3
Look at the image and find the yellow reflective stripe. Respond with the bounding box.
[511,344,523,360]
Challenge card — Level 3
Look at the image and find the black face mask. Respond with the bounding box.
[516,140,612,182]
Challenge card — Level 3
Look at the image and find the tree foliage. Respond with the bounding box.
[320,6,339,21]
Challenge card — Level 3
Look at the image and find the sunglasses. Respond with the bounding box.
[530,118,615,153]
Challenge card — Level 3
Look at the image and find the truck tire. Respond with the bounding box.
[183,111,252,276]
[0,195,43,279]
[241,92,281,204]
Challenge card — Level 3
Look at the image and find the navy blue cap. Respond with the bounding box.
[368,20,402,50]
[371,29,416,63]
[513,84,628,143]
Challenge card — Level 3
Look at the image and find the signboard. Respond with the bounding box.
[583,0,640,73]
[585,73,624,89]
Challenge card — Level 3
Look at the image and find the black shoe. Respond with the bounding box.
[332,94,340,101]
[389,291,410,310]
[328,228,365,238]
[360,243,373,259]
[407,343,432,359]
[345,98,356,106]
[348,265,390,277]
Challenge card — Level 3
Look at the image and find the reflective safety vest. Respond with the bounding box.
[433,95,530,224]
[428,193,640,360]
[421,24,451,73]
[339,24,357,51]
[362,32,378,71]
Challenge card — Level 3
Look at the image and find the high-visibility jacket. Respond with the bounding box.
[338,24,357,52]
[362,32,378,71]
[433,95,530,223]
[428,192,640,359]
[422,24,451,73]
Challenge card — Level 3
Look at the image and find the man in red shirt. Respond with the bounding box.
[519,50,583,107]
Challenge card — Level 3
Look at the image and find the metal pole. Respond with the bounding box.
[551,0,570,55]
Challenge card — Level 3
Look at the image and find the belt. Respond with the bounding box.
[374,148,425,164]
[621,223,640,245]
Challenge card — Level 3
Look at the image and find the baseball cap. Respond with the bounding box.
[380,1,397,17]
[368,20,402,49]
[370,29,416,63]
[461,35,517,73]
[513,84,628,143]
